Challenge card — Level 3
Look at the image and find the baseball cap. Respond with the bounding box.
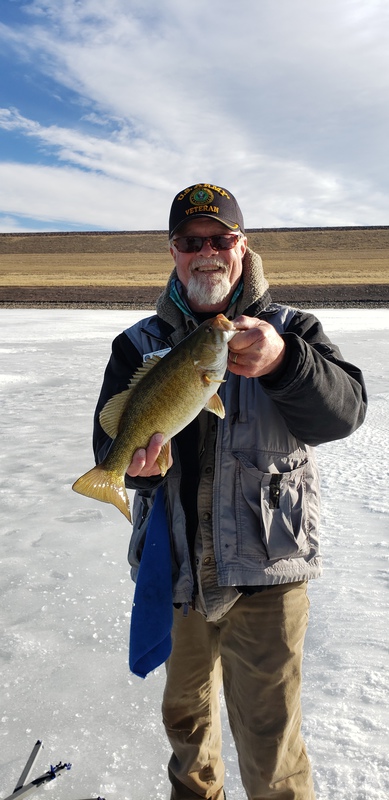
[169,183,245,238]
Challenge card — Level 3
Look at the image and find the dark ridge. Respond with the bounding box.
[1,284,388,309]
[1,225,389,238]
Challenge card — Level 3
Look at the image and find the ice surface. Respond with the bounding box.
[0,309,388,799]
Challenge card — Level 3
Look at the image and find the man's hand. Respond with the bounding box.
[126,433,173,478]
[228,316,286,378]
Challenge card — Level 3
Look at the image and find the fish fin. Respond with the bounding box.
[129,355,162,385]
[203,374,226,385]
[204,394,226,418]
[99,388,133,439]
[99,356,163,439]
[156,442,171,477]
[72,465,132,522]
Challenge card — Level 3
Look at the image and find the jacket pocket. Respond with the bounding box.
[234,452,311,561]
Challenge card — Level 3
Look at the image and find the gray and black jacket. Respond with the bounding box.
[93,248,367,603]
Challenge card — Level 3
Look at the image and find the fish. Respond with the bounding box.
[72,313,237,522]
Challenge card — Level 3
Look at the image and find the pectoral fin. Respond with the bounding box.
[203,375,226,385]
[204,394,225,418]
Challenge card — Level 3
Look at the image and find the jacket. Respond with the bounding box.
[93,248,367,606]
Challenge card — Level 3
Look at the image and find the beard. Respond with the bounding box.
[186,257,232,307]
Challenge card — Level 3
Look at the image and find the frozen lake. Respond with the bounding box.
[0,308,388,800]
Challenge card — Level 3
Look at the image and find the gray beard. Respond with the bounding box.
[186,258,232,307]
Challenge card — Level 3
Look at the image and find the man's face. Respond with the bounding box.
[170,218,247,313]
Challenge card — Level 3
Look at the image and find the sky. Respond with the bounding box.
[0,308,388,799]
[0,0,388,233]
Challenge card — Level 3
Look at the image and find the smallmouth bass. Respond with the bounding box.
[72,314,236,521]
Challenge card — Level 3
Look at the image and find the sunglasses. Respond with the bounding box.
[172,233,242,253]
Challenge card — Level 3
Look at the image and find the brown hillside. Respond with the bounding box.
[0,227,388,307]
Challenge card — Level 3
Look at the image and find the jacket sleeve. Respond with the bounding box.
[92,331,163,492]
[259,310,367,446]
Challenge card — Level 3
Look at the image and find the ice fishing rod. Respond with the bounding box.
[3,738,106,800]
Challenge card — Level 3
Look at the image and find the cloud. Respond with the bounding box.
[0,215,34,233]
[0,0,388,228]
[0,140,387,231]
[0,107,176,190]
[0,161,174,229]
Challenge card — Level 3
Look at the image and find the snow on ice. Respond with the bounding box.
[0,309,388,799]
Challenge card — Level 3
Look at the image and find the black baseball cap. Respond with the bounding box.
[169,183,245,238]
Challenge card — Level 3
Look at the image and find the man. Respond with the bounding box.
[93,184,367,800]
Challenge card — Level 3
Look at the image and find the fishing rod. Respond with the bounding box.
[3,739,105,800]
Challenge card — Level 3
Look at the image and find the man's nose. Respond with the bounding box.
[199,238,217,255]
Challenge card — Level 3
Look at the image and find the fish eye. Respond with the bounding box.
[205,325,213,333]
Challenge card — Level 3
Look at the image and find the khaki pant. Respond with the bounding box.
[162,582,316,800]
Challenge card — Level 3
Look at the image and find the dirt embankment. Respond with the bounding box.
[0,284,387,309]
[1,227,388,308]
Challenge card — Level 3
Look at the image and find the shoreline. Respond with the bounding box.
[1,283,387,309]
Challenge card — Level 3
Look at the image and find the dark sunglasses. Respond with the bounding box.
[172,233,242,253]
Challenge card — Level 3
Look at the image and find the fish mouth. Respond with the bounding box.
[213,314,237,332]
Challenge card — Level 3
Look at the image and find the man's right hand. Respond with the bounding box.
[126,433,173,478]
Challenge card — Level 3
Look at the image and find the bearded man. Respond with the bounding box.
[93,183,367,800]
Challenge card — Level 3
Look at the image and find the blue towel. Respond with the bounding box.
[129,485,173,678]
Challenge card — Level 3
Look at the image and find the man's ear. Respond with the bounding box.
[240,236,248,257]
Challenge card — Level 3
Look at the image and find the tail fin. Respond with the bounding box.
[72,464,131,522]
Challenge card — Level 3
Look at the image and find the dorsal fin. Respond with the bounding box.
[99,355,162,439]
[129,355,162,387]
[99,388,133,439]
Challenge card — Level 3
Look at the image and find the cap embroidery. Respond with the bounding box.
[190,188,214,206]
[185,204,219,217]
[177,184,231,201]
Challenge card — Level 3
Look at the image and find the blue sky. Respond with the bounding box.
[0,0,388,232]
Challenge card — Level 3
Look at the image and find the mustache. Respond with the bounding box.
[189,256,228,273]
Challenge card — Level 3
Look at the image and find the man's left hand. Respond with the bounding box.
[228,315,286,378]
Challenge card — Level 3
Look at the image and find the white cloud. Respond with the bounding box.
[0,107,176,190]
[0,142,387,231]
[0,0,388,228]
[0,162,174,229]
[0,215,34,233]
